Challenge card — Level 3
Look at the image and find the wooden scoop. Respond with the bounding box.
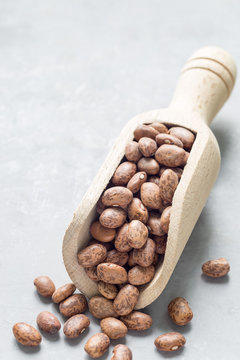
[63,46,236,309]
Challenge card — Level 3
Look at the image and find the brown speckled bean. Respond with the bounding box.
[112,162,137,186]
[159,169,178,204]
[12,323,42,347]
[154,332,186,352]
[128,265,155,285]
[99,207,127,229]
[90,221,116,242]
[127,171,147,193]
[160,206,172,233]
[120,311,152,331]
[202,258,230,278]
[89,296,118,319]
[84,333,110,358]
[113,284,139,316]
[52,283,76,304]
[140,182,162,209]
[150,122,168,133]
[115,224,132,253]
[100,317,127,339]
[125,141,142,162]
[36,311,61,334]
[134,124,159,141]
[85,267,99,281]
[159,166,183,179]
[156,133,183,148]
[152,253,159,265]
[34,276,55,297]
[133,238,156,267]
[63,314,90,339]
[168,297,193,326]
[111,344,132,360]
[154,235,167,254]
[138,137,157,157]
[155,144,186,167]
[137,157,160,175]
[77,244,107,268]
[147,212,165,236]
[127,220,148,249]
[128,198,148,224]
[59,294,88,318]
[101,186,133,208]
[105,249,129,267]
[97,281,118,300]
[97,263,128,284]
[169,126,195,150]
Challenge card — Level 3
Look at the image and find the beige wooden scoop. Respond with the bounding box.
[63,46,236,309]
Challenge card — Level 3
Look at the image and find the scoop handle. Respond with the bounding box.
[170,46,237,125]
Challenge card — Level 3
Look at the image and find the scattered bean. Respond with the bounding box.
[89,296,118,319]
[168,297,193,325]
[36,311,61,334]
[52,283,76,304]
[59,294,88,318]
[84,333,110,358]
[120,311,152,331]
[111,344,132,360]
[12,323,42,347]
[34,276,55,297]
[113,284,139,316]
[154,332,186,352]
[63,314,90,339]
[202,258,230,278]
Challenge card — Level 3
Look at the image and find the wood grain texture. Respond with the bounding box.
[62,46,236,309]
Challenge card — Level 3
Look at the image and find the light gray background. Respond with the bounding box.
[1,1,240,359]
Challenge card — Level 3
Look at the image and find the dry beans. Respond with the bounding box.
[125,141,142,162]
[127,220,148,249]
[63,314,90,339]
[84,333,110,358]
[34,276,55,297]
[52,283,76,304]
[75,122,195,336]
[89,296,118,319]
[36,311,61,334]
[90,221,116,242]
[59,294,88,318]
[113,284,139,316]
[154,332,186,352]
[202,258,230,278]
[97,281,118,299]
[13,323,42,347]
[111,344,132,360]
[127,198,148,224]
[100,317,127,339]
[77,244,107,268]
[168,297,193,325]
[120,311,152,331]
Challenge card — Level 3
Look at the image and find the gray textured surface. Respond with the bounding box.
[1,1,240,359]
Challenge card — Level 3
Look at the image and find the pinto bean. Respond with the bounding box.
[97,263,128,284]
[127,172,147,193]
[120,311,152,331]
[128,198,148,224]
[89,296,118,319]
[138,137,157,157]
[112,162,137,186]
[137,157,160,175]
[140,182,162,209]
[113,284,139,316]
[160,206,172,233]
[133,238,156,267]
[90,221,116,242]
[125,141,142,162]
[159,169,178,204]
[128,265,155,285]
[77,244,107,268]
[115,224,132,253]
[155,144,187,167]
[134,124,159,141]
[101,186,133,208]
[127,220,148,249]
[99,207,127,228]
[169,126,195,150]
